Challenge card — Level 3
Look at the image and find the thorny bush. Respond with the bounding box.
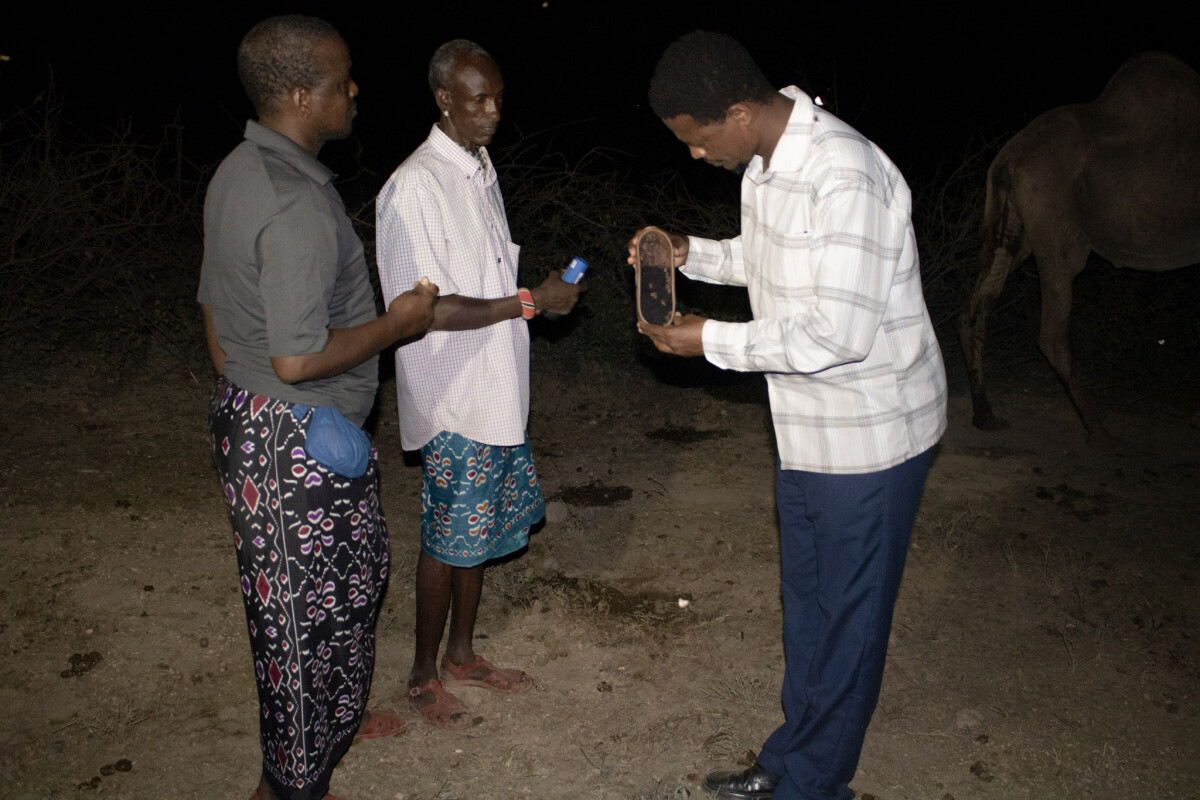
[0,87,203,360]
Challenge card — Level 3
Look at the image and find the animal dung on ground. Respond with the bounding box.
[60,651,102,678]
[634,226,676,326]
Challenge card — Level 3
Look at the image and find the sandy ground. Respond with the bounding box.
[1,348,1198,800]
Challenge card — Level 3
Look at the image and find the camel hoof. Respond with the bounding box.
[972,413,1010,432]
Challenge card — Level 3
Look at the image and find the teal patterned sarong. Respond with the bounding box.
[419,431,545,567]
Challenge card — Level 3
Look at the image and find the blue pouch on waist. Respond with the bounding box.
[290,405,370,478]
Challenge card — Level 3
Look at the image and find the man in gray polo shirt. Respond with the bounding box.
[198,15,437,800]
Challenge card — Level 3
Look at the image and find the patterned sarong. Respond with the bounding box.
[208,378,388,800]
[419,431,545,567]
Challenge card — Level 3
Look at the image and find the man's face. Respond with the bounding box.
[663,111,753,172]
[437,54,504,151]
[309,36,358,145]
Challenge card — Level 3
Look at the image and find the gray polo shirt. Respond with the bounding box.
[198,121,378,425]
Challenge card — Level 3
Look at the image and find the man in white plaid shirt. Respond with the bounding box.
[376,39,580,730]
[633,32,946,800]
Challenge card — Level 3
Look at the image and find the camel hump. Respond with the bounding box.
[1093,52,1200,125]
[994,52,1200,188]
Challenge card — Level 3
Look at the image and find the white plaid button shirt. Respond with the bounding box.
[686,87,947,473]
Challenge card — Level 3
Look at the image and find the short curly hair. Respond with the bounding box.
[428,39,495,94]
[648,31,776,124]
[237,15,341,115]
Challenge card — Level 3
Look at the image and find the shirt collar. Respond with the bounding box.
[244,120,335,186]
[428,123,495,185]
[746,86,815,182]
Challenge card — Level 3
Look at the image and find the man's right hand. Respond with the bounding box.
[387,279,439,339]
[626,227,689,268]
[272,279,440,385]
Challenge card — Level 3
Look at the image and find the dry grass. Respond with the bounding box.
[699,673,775,710]
[54,702,149,742]
[914,508,979,559]
[701,723,738,762]
[911,134,998,328]
[624,779,692,800]
[1,85,203,361]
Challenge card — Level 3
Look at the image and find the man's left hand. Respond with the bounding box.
[637,313,706,357]
[532,270,583,316]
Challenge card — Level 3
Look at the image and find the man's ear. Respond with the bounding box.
[727,102,753,127]
[434,87,450,115]
[291,85,312,117]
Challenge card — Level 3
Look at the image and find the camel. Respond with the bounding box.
[958,51,1200,441]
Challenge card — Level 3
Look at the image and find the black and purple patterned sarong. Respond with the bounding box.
[208,378,388,800]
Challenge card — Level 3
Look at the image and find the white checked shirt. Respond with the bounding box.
[686,87,947,474]
[377,124,529,450]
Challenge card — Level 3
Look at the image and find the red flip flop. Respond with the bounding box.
[353,708,405,742]
[408,677,472,729]
[440,654,532,694]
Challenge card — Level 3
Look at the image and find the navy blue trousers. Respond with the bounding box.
[757,448,933,800]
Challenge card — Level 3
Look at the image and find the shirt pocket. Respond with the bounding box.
[750,226,813,318]
[506,241,521,276]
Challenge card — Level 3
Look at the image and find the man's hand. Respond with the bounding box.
[626,227,689,268]
[272,279,440,384]
[531,270,583,316]
[637,313,706,357]
[201,303,227,376]
[387,278,439,339]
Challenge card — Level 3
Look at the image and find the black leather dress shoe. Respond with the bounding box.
[702,761,781,799]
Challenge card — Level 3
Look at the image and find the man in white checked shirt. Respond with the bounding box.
[376,39,581,729]
[632,32,947,800]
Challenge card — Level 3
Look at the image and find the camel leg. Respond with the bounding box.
[1034,249,1114,443]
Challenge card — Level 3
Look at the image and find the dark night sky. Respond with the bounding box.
[4,1,1197,191]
